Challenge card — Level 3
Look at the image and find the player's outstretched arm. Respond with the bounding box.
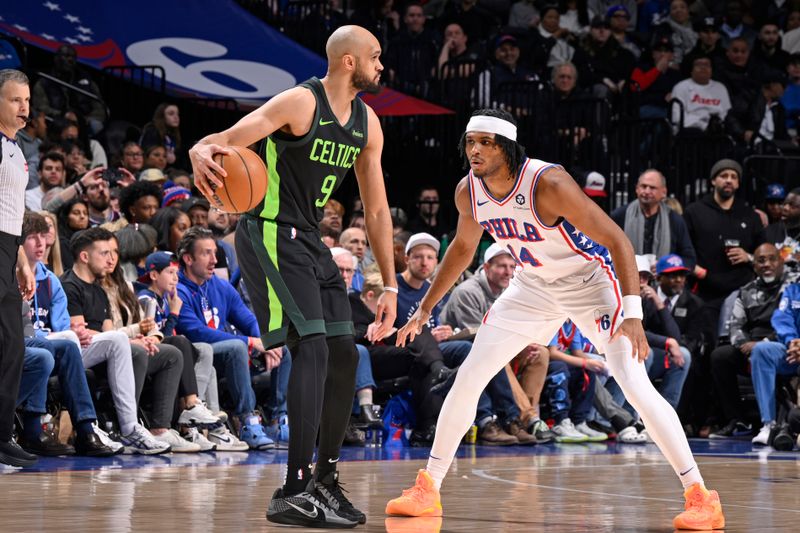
[536,167,649,361]
[189,87,315,199]
[354,106,397,341]
[396,178,484,347]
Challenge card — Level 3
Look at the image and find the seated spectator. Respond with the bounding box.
[26,152,66,211]
[150,206,192,253]
[321,198,344,236]
[589,0,637,28]
[180,197,238,281]
[437,23,483,78]
[15,108,47,189]
[781,53,800,137]
[766,186,800,265]
[56,198,89,270]
[636,255,692,410]
[572,15,636,99]
[725,70,789,148]
[31,44,106,133]
[119,141,145,177]
[407,185,452,238]
[440,0,494,43]
[161,182,191,209]
[476,35,539,109]
[610,169,696,269]
[652,0,697,65]
[545,320,605,442]
[348,0,399,50]
[719,0,757,49]
[118,180,162,224]
[709,243,791,439]
[143,144,168,172]
[39,211,63,277]
[82,172,122,227]
[182,196,210,229]
[715,37,762,101]
[61,139,89,184]
[655,254,704,360]
[608,4,641,59]
[115,223,157,284]
[58,111,108,169]
[630,37,683,119]
[441,243,553,443]
[530,6,576,70]
[59,227,169,455]
[340,227,368,292]
[681,17,726,76]
[166,168,192,191]
[140,103,186,170]
[750,264,800,444]
[559,0,592,38]
[384,3,439,96]
[19,214,118,457]
[670,56,731,134]
[508,0,539,30]
[762,183,786,226]
[175,227,272,450]
[752,20,791,74]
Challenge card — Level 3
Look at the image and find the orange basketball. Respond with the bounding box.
[207,146,268,213]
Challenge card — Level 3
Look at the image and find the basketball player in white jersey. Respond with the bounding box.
[385,109,725,530]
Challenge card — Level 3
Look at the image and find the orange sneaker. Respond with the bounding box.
[673,483,725,530]
[385,470,443,517]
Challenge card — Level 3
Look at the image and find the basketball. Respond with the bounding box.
[206,146,268,213]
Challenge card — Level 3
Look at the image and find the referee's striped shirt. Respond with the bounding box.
[0,132,27,236]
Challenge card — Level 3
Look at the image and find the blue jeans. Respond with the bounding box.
[352,344,376,415]
[17,345,54,414]
[543,361,595,424]
[644,346,692,409]
[440,340,520,424]
[211,339,256,418]
[267,347,291,421]
[751,341,800,423]
[25,337,97,423]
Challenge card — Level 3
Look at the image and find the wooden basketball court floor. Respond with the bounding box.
[1,440,798,532]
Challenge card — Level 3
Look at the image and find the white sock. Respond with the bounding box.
[426,324,532,491]
[356,388,372,406]
[602,336,703,489]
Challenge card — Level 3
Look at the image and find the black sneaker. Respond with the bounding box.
[316,470,366,524]
[709,420,753,439]
[0,439,38,467]
[266,484,358,529]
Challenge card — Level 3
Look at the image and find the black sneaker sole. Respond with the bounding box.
[266,510,358,529]
[0,451,38,467]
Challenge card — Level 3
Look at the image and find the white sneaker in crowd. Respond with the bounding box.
[575,421,608,442]
[121,424,171,455]
[617,425,647,444]
[207,425,249,451]
[91,422,124,454]
[551,418,589,443]
[151,429,202,453]
[183,427,217,452]
[752,423,774,446]
[178,402,221,426]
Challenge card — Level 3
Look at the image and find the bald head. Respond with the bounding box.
[326,25,380,66]
[753,242,783,282]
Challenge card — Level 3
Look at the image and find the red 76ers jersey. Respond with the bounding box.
[467,158,618,286]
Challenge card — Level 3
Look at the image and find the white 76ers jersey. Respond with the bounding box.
[467,158,617,285]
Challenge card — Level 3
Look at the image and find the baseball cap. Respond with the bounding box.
[139,168,166,183]
[495,34,518,48]
[143,251,178,274]
[695,16,720,32]
[635,255,652,274]
[405,232,440,254]
[583,171,607,198]
[766,183,786,201]
[606,4,630,18]
[181,196,210,213]
[590,15,611,28]
[656,254,690,275]
[483,243,513,265]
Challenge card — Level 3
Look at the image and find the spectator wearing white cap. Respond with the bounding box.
[582,170,608,210]
[441,244,555,443]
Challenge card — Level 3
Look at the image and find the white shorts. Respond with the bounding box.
[482,266,623,352]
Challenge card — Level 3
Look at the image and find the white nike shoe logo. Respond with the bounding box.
[328,458,339,463]
[287,501,319,518]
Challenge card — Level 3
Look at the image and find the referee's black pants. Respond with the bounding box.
[0,232,24,442]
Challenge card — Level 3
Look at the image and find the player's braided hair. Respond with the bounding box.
[458,108,526,178]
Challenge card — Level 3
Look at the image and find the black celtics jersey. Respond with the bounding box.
[252,77,368,230]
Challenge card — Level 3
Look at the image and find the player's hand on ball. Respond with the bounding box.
[396,306,430,348]
[371,290,398,343]
[610,318,649,362]
[189,143,232,199]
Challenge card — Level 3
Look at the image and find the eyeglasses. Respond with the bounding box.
[124,151,143,157]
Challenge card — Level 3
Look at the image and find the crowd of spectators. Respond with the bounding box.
[7,0,800,458]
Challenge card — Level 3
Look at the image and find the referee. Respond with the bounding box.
[0,69,37,467]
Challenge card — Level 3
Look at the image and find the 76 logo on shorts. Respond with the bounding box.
[594,311,611,332]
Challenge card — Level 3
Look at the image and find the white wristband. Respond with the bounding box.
[622,295,643,320]
[383,286,398,294]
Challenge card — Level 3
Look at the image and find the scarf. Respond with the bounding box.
[624,200,672,259]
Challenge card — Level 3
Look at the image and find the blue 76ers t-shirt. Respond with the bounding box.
[394,274,446,328]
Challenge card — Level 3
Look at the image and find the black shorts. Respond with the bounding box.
[235,214,353,348]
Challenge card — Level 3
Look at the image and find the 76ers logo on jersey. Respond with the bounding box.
[594,310,611,332]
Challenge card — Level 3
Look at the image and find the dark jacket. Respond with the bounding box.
[610,203,697,270]
[683,194,765,300]
[666,288,705,354]
[573,35,636,88]
[643,294,682,349]
[725,91,789,144]
[729,271,796,347]
[385,28,440,89]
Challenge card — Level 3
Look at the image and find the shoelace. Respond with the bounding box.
[319,480,355,513]
[401,484,428,503]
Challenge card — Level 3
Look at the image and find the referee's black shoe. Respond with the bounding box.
[266,482,358,529]
[0,439,38,467]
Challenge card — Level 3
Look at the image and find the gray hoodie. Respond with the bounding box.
[440,270,499,329]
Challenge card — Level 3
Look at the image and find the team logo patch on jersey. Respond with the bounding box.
[515,194,525,205]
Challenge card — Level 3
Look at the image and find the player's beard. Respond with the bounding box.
[352,60,381,94]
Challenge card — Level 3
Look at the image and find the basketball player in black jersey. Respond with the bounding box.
[190,26,397,528]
